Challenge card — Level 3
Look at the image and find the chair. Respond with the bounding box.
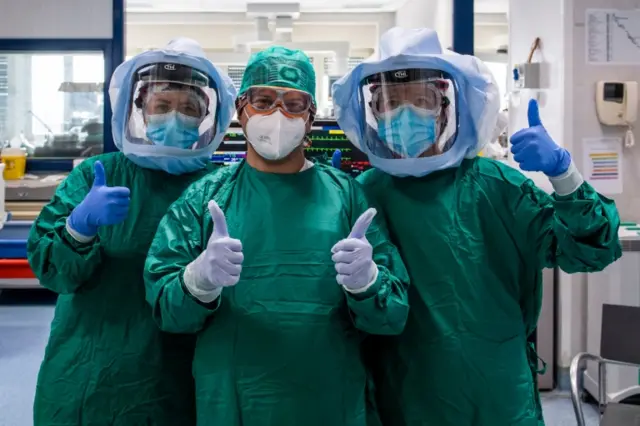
[570,304,640,425]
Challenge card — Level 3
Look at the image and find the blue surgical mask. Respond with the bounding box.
[377,106,437,158]
[145,111,201,149]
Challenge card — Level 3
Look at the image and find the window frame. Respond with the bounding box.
[0,2,124,172]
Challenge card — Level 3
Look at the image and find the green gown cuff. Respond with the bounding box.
[179,269,222,312]
[30,217,103,293]
[344,271,383,301]
[61,221,100,253]
[343,268,408,335]
[65,216,96,244]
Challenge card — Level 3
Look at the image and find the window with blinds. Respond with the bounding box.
[227,65,246,90]
[348,57,364,70]
[323,57,364,75]
[0,56,7,141]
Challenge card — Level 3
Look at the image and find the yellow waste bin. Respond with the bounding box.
[2,148,27,180]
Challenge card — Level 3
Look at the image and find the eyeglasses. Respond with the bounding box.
[246,86,313,115]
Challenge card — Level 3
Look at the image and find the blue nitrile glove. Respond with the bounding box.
[67,161,131,238]
[183,200,244,303]
[331,208,379,292]
[331,149,342,169]
[510,99,571,177]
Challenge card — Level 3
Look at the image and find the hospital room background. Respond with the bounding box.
[0,0,639,425]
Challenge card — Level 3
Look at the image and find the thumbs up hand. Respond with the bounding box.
[68,160,131,238]
[183,201,244,303]
[331,208,379,292]
[510,99,571,177]
[202,200,244,288]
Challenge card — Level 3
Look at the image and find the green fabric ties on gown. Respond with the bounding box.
[357,157,621,426]
[28,152,216,426]
[145,161,410,426]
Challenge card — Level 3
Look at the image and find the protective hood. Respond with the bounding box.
[109,37,237,174]
[332,27,500,177]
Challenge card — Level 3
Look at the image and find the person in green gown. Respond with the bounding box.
[332,27,622,426]
[144,46,410,426]
[27,38,237,426]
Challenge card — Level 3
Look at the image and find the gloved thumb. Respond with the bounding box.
[527,98,542,127]
[331,149,342,169]
[93,161,106,187]
[208,200,229,238]
[349,208,377,239]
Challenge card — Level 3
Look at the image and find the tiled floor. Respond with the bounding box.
[0,291,56,426]
[0,290,600,426]
[542,391,599,425]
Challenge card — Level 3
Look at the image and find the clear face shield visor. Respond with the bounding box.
[359,68,458,159]
[126,62,220,150]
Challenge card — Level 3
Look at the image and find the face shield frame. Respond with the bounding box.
[126,61,223,150]
[357,67,461,160]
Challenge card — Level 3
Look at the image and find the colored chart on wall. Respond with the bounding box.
[582,137,623,194]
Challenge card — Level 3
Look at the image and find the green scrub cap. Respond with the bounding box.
[239,46,316,104]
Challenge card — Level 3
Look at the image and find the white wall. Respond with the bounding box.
[0,0,112,39]
[395,0,453,47]
[126,23,379,54]
[562,0,640,383]
[475,25,508,52]
[510,0,640,382]
[570,0,640,222]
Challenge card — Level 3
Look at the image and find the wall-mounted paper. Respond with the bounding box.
[587,9,640,64]
[582,137,623,194]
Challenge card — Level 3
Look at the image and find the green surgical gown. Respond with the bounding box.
[28,152,215,426]
[357,158,621,426]
[144,161,410,426]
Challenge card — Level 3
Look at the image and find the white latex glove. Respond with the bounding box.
[331,208,379,293]
[183,200,244,303]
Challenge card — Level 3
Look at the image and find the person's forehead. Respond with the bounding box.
[148,90,197,102]
[380,82,429,93]
[253,86,306,96]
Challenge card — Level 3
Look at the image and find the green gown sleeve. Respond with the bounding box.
[144,179,220,334]
[343,180,410,336]
[483,162,622,273]
[27,159,104,294]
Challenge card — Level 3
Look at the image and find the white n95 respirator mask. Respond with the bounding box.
[245,110,307,160]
